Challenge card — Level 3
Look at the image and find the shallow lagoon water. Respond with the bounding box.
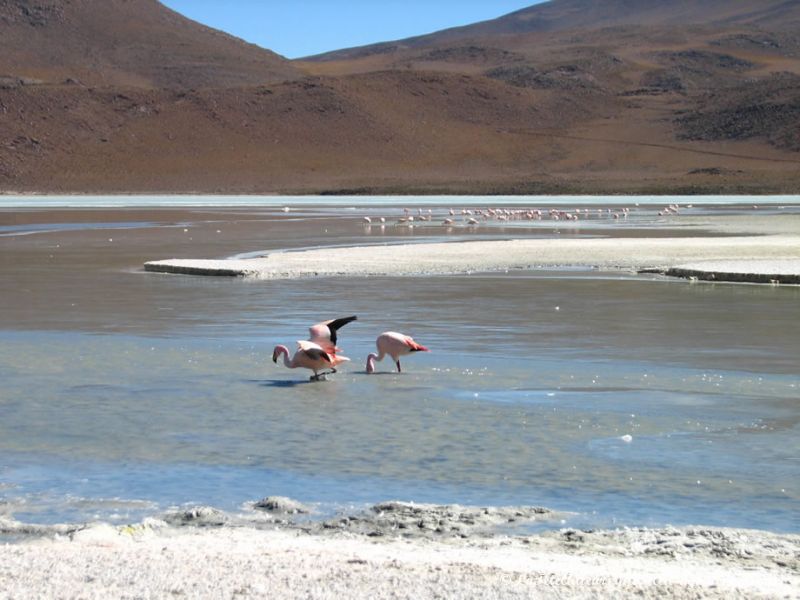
[1,198,799,536]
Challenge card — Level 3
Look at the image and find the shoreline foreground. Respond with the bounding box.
[2,518,798,599]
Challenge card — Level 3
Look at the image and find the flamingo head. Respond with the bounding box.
[366,353,376,374]
[272,345,287,363]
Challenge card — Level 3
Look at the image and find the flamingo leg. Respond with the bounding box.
[396,360,402,373]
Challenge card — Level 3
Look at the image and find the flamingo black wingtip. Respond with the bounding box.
[329,315,357,332]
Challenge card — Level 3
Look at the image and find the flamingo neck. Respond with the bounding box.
[274,345,294,368]
[366,350,386,374]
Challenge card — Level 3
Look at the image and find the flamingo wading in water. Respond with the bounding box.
[366,331,429,374]
[273,316,357,381]
[272,340,350,381]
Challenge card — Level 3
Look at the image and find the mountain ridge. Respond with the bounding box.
[1,0,799,194]
[0,0,300,88]
[306,0,800,61]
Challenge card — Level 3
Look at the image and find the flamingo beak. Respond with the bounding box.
[272,348,279,363]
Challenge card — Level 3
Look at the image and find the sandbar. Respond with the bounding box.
[664,259,800,284]
[145,235,800,281]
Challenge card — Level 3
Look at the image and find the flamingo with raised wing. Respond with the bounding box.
[366,331,429,374]
[308,315,357,354]
[273,340,350,381]
[273,316,357,381]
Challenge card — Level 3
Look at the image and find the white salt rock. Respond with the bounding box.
[70,524,124,546]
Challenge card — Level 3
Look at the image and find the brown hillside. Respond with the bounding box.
[0,0,300,88]
[307,0,800,62]
[1,0,799,194]
[295,0,800,192]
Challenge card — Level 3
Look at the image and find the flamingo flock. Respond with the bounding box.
[273,316,430,381]
[350,203,694,229]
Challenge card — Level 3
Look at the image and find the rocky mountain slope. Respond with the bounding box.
[0,0,300,88]
[1,0,799,194]
[307,0,800,61]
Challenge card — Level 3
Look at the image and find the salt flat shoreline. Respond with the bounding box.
[143,211,800,282]
[145,235,800,282]
[2,522,798,599]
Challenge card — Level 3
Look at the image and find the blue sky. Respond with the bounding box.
[160,1,545,59]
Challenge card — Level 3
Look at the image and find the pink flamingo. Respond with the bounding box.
[273,340,350,381]
[307,315,357,354]
[366,331,429,374]
[273,315,357,380]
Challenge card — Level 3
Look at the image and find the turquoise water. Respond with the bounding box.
[1,201,799,535]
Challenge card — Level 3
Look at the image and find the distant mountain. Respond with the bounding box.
[1,0,799,194]
[307,0,800,61]
[0,0,300,88]
[441,0,800,35]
